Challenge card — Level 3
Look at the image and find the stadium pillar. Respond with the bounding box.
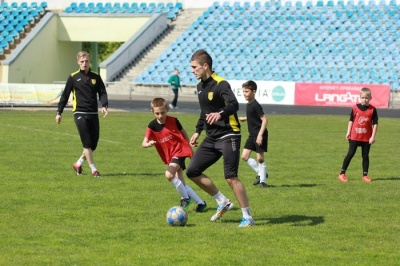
[91,42,98,72]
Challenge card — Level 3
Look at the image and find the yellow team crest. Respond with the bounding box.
[208,92,213,101]
[91,79,96,85]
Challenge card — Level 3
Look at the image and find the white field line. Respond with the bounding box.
[4,124,122,144]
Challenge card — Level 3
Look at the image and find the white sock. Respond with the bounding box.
[247,158,259,174]
[259,162,267,183]
[89,164,97,172]
[241,207,252,219]
[212,191,229,206]
[76,157,85,166]
[185,185,204,204]
[171,178,189,199]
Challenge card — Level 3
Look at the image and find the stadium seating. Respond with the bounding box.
[63,2,183,20]
[134,1,400,90]
[0,1,47,55]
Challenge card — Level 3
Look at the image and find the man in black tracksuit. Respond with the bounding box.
[55,51,108,177]
[186,49,254,228]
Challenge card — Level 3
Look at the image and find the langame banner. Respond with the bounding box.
[295,83,390,108]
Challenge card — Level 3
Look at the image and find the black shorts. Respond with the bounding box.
[243,132,268,153]
[170,157,187,170]
[74,113,100,151]
[186,135,241,179]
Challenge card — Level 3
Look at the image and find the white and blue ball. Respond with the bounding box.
[166,206,188,226]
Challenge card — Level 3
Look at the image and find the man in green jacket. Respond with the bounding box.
[167,69,181,109]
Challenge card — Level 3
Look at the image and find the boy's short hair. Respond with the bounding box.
[360,87,372,96]
[242,80,257,91]
[151,97,167,111]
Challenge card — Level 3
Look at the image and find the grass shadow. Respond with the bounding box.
[280,184,320,188]
[252,215,325,226]
[372,177,400,181]
[248,184,320,189]
[101,173,154,177]
[220,215,325,226]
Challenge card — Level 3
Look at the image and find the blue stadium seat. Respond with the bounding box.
[134,1,399,87]
[175,2,183,10]
[139,2,147,9]
[0,39,9,49]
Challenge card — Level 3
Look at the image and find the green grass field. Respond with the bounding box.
[0,110,399,265]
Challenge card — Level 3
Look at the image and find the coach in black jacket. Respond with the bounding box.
[55,51,108,177]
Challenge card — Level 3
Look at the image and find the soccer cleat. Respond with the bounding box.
[195,202,208,213]
[72,163,83,175]
[210,200,233,222]
[180,197,192,210]
[338,173,348,182]
[362,176,372,182]
[253,175,260,185]
[238,217,255,228]
[260,182,267,188]
[92,170,101,177]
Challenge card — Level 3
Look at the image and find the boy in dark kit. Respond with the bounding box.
[338,87,378,183]
[238,81,269,188]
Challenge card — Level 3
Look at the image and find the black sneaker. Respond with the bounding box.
[195,202,208,213]
[92,170,101,177]
[72,163,83,175]
[180,197,192,210]
[253,175,260,185]
[260,182,268,188]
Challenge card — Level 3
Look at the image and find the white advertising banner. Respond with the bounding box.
[0,83,71,105]
[228,80,295,105]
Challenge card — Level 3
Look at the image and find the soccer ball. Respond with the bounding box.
[166,206,188,226]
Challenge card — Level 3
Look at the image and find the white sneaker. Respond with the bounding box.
[168,104,174,109]
[238,217,255,228]
[210,200,233,222]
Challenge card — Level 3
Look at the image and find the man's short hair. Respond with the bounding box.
[191,49,213,70]
[77,51,90,60]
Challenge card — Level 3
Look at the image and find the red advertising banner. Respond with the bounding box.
[295,83,390,108]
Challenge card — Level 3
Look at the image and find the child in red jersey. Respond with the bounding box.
[338,88,378,183]
[142,98,208,212]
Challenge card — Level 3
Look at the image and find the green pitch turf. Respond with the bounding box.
[0,110,399,265]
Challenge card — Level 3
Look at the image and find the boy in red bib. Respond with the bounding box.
[142,98,208,212]
[338,88,378,183]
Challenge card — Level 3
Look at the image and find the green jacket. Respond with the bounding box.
[168,75,181,89]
